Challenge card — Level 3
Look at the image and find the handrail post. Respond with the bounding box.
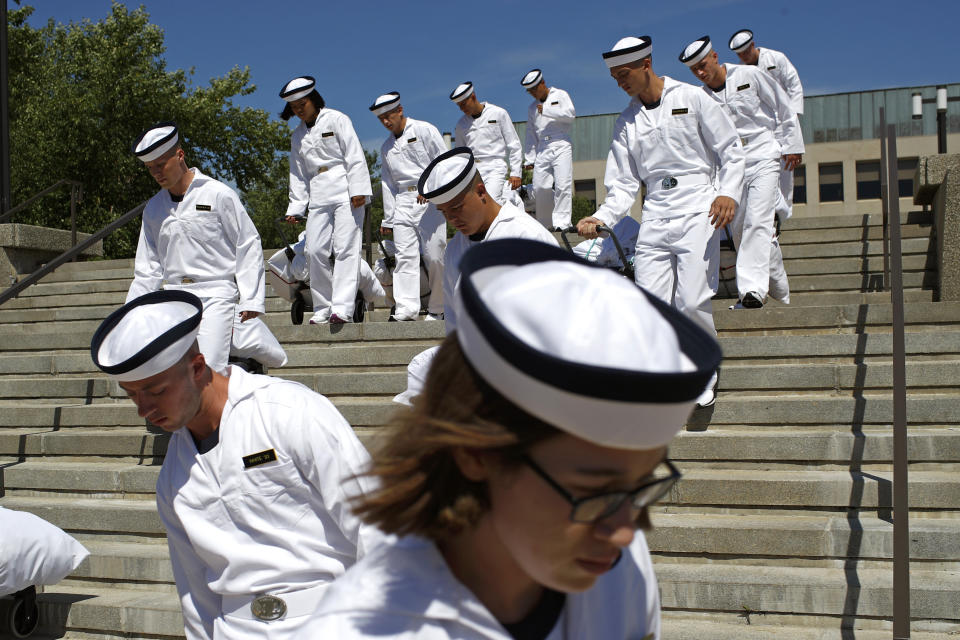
[70,184,78,256]
[885,124,910,640]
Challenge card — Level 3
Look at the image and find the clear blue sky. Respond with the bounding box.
[20,0,959,152]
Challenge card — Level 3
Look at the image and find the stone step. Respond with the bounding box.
[780,235,931,259]
[778,223,931,246]
[0,343,437,376]
[653,562,959,621]
[1,425,956,465]
[779,210,931,231]
[0,495,163,534]
[781,254,930,276]
[660,613,958,639]
[4,357,958,401]
[5,458,959,512]
[1,392,958,430]
[647,512,960,560]
[720,330,960,361]
[72,539,174,586]
[670,426,960,463]
[29,584,183,638]
[786,270,931,293]
[4,301,958,353]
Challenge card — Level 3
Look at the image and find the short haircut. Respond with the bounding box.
[350,334,560,540]
[280,90,326,121]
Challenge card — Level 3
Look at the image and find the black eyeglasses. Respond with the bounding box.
[521,455,682,524]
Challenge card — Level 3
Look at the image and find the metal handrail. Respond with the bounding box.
[879,108,911,640]
[0,201,145,306]
[0,179,82,223]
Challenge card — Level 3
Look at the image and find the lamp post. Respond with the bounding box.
[913,85,952,154]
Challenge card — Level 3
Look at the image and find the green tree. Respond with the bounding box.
[6,2,287,258]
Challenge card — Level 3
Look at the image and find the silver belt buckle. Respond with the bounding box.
[661,177,678,190]
[251,595,287,621]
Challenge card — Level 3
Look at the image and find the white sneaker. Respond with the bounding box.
[696,371,718,408]
[425,313,444,322]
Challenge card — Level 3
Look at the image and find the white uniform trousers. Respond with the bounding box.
[161,286,236,374]
[476,159,508,203]
[304,201,364,322]
[391,206,446,319]
[230,315,288,369]
[769,235,790,303]
[532,140,573,230]
[731,158,780,300]
[779,157,795,220]
[634,211,719,336]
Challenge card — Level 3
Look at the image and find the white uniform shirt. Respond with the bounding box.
[701,64,804,163]
[155,367,382,639]
[286,108,373,215]
[127,169,265,313]
[303,534,661,639]
[756,47,804,115]
[380,118,448,228]
[454,103,523,177]
[593,76,745,227]
[524,87,576,165]
[442,203,558,331]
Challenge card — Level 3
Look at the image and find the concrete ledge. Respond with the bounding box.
[915,154,960,300]
[0,223,103,285]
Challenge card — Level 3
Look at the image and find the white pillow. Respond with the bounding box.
[0,506,90,594]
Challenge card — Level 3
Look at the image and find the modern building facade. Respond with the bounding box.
[514,83,960,218]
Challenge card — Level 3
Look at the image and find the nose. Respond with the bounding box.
[592,500,637,548]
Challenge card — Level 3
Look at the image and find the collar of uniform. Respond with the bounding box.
[165,168,201,200]
[397,117,414,139]
[471,103,488,119]
[224,364,279,407]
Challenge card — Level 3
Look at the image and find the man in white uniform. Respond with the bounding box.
[521,69,576,231]
[90,291,381,640]
[389,147,558,408]
[450,82,524,205]
[127,123,265,375]
[681,36,803,308]
[419,146,557,333]
[578,36,744,407]
[729,28,803,218]
[281,76,373,325]
[370,92,447,321]
[730,29,803,304]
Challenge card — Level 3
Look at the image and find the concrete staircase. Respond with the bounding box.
[1,211,958,638]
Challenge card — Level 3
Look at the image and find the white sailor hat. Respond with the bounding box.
[279,76,316,102]
[729,29,754,53]
[602,36,653,69]
[369,92,401,116]
[131,122,179,162]
[450,81,475,103]
[417,146,477,205]
[680,36,713,67]
[521,69,543,89]
[91,290,203,383]
[454,239,721,450]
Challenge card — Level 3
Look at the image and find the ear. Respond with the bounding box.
[452,447,495,482]
[474,181,488,200]
[189,352,207,381]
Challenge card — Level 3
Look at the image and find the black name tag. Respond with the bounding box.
[767,65,777,70]
[321,131,335,138]
[737,83,751,91]
[550,101,559,105]
[407,137,418,143]
[243,449,277,469]
[671,108,688,115]
[487,120,498,124]
[195,204,212,211]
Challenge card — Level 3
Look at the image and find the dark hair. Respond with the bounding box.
[350,334,559,540]
[280,90,326,121]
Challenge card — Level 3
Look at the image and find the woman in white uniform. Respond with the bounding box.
[304,239,721,639]
[280,76,372,325]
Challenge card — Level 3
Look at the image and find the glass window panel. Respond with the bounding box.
[793,166,806,204]
[856,160,881,200]
[898,157,918,198]
[819,163,844,202]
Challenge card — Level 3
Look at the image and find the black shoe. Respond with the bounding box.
[741,292,764,309]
